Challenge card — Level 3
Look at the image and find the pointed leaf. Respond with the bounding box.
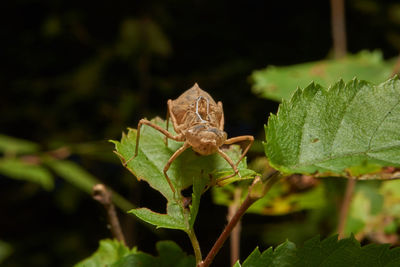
[240,235,400,267]
[265,77,400,176]
[241,241,296,267]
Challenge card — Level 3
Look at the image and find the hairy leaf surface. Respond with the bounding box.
[265,77,400,176]
[235,235,400,267]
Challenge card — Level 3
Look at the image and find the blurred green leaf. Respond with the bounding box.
[265,77,400,177]
[75,239,195,267]
[213,177,325,216]
[113,241,195,267]
[236,235,400,267]
[252,50,394,102]
[0,158,53,190]
[112,117,257,230]
[45,159,134,211]
[0,134,39,154]
[74,239,136,267]
[117,18,171,58]
[344,179,400,240]
[0,240,13,264]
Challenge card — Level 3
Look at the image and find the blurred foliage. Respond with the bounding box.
[0,240,13,264]
[0,158,54,190]
[76,239,194,267]
[2,0,400,266]
[0,134,134,211]
[213,157,325,216]
[251,51,395,102]
[345,179,400,243]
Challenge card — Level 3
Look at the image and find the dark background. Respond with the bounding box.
[1,0,400,266]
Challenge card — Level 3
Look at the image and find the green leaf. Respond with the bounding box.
[45,159,134,212]
[129,204,186,230]
[0,158,53,190]
[239,235,400,267]
[189,175,208,227]
[265,77,400,177]
[112,117,257,230]
[76,239,195,267]
[252,50,394,102]
[75,239,136,267]
[0,134,40,154]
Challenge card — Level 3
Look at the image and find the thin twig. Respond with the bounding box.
[330,0,347,58]
[199,172,281,267]
[228,188,242,266]
[337,178,356,239]
[93,184,126,244]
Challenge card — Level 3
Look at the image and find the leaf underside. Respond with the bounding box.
[252,50,394,102]
[265,77,400,177]
[236,235,400,267]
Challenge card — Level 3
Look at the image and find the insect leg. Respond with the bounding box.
[217,101,225,131]
[165,103,170,146]
[224,135,254,166]
[167,99,181,132]
[163,142,190,192]
[123,119,184,166]
[217,148,240,179]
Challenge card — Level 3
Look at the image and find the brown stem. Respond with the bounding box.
[337,178,356,239]
[330,0,347,58]
[228,188,242,266]
[93,184,126,244]
[199,172,280,267]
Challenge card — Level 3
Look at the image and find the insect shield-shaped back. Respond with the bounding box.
[170,83,224,133]
[186,124,227,155]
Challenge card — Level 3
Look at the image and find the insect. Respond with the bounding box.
[125,83,254,192]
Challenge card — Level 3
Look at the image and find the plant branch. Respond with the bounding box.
[187,228,202,264]
[93,184,126,244]
[337,178,356,239]
[199,171,281,267]
[228,187,242,266]
[330,0,347,58]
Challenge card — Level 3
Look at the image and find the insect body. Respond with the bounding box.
[126,83,254,192]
